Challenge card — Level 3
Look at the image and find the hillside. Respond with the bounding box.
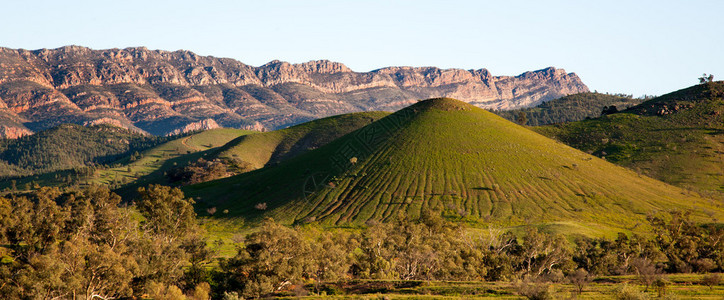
[536,82,724,195]
[0,46,587,136]
[210,111,390,174]
[95,128,253,195]
[0,123,169,177]
[109,112,388,197]
[495,92,645,126]
[186,98,721,233]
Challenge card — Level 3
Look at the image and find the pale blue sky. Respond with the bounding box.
[1,0,722,96]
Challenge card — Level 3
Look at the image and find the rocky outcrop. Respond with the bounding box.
[0,46,588,137]
[167,118,220,136]
[0,125,32,139]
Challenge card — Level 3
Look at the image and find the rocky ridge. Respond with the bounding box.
[0,46,588,137]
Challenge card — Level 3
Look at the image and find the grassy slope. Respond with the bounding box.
[211,111,390,172]
[306,273,724,299]
[106,112,387,198]
[97,128,253,196]
[535,82,724,196]
[186,98,723,234]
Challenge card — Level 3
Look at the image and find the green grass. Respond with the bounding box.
[186,98,724,235]
[212,111,390,172]
[536,82,724,196]
[95,128,253,197]
[271,273,724,299]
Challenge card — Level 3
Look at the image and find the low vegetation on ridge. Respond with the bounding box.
[536,81,724,195]
[495,92,646,126]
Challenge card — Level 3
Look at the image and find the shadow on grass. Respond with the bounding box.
[472,186,494,191]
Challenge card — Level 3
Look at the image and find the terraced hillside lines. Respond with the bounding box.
[211,111,390,172]
[536,82,724,195]
[186,98,723,233]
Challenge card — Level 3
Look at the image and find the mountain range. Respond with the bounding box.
[0,46,587,137]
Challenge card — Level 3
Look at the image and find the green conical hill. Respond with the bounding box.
[187,98,723,232]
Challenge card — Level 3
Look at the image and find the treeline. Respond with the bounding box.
[2,186,723,299]
[495,92,646,126]
[0,124,179,178]
[215,211,724,298]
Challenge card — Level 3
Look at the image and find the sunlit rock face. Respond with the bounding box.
[0,46,588,137]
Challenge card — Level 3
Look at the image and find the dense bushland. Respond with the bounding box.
[1,186,722,299]
[0,124,178,178]
[495,92,645,126]
[0,185,210,299]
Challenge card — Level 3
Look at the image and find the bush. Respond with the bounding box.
[630,257,659,291]
[221,291,243,300]
[145,282,186,300]
[517,277,553,300]
[568,268,592,294]
[702,273,721,290]
[653,277,671,297]
[192,282,211,300]
[613,284,649,300]
[545,269,565,283]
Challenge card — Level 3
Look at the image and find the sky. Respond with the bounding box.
[1,0,722,96]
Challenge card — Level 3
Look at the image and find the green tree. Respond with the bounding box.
[137,185,197,242]
[221,218,313,298]
[133,185,204,289]
[307,229,351,289]
[518,227,574,277]
[0,185,208,299]
[699,73,714,84]
[516,111,528,125]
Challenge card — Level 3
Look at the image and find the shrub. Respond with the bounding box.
[221,291,243,300]
[630,257,659,291]
[517,276,553,300]
[192,282,211,300]
[145,282,186,300]
[702,273,721,290]
[568,268,592,294]
[613,284,649,300]
[206,207,217,216]
[546,269,565,283]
